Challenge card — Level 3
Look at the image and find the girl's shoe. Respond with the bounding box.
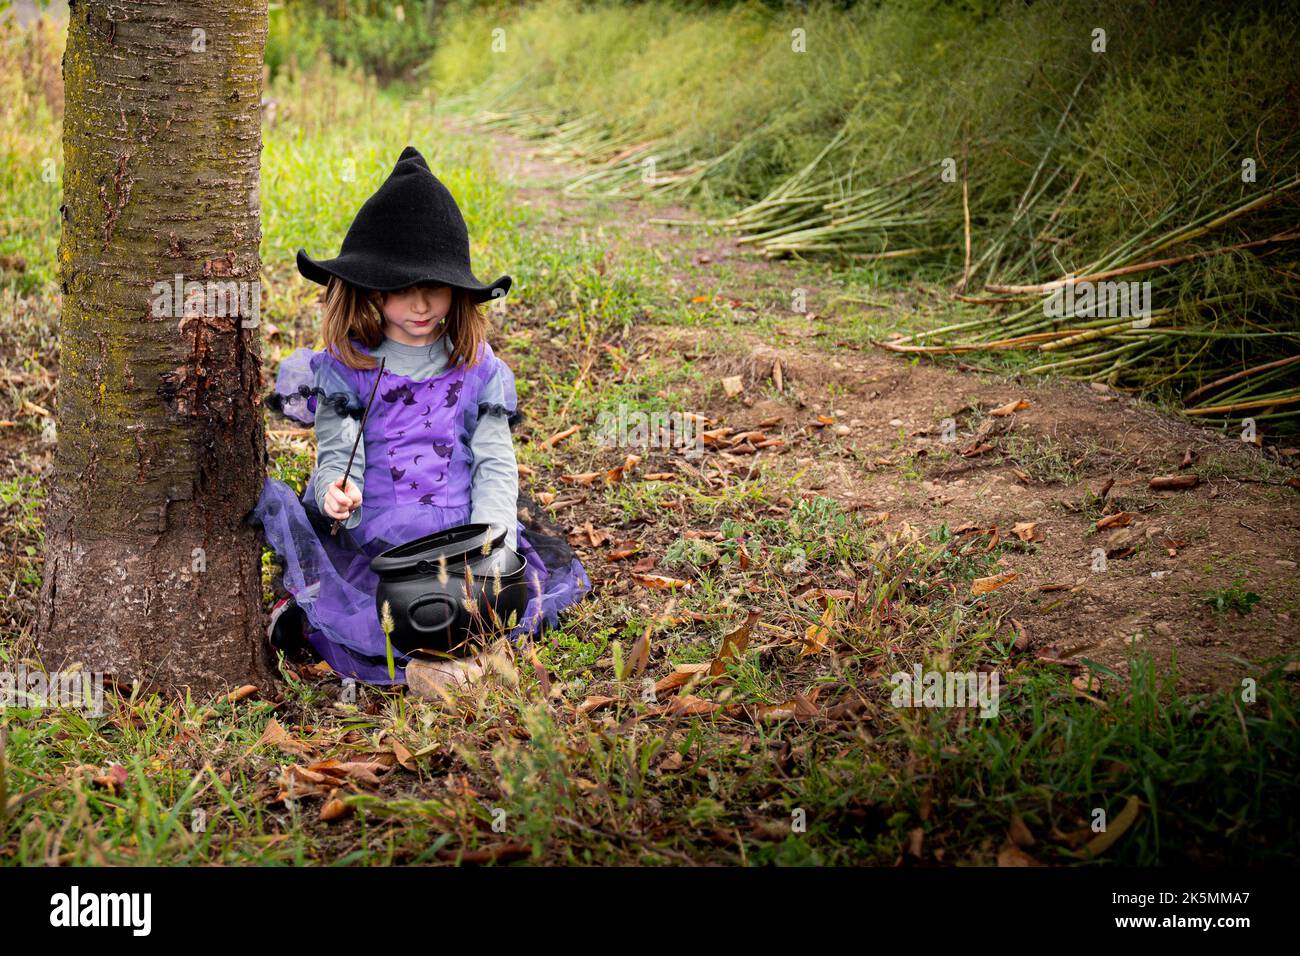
[267,596,311,658]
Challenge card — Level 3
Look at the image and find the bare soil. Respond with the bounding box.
[460,117,1300,694]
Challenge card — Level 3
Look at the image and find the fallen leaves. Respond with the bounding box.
[800,603,838,657]
[997,843,1042,867]
[1095,511,1137,530]
[560,471,603,487]
[1149,474,1199,491]
[710,610,760,676]
[568,521,612,548]
[226,684,258,704]
[92,763,129,793]
[972,571,1018,595]
[605,540,642,561]
[1011,521,1043,543]
[274,757,395,810]
[540,425,580,450]
[631,572,692,591]
[255,718,314,756]
[989,398,1030,417]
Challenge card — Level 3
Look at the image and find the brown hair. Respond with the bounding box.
[320,276,488,370]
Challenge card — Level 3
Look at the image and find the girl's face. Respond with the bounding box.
[379,283,453,345]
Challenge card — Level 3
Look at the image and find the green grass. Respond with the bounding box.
[2,9,1297,867]
[1204,577,1262,617]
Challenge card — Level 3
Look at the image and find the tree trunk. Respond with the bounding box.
[38,0,274,697]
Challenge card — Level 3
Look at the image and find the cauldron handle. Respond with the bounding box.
[407,595,459,636]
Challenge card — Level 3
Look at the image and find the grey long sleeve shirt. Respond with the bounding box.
[313,335,519,549]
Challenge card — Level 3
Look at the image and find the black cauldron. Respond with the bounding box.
[370,523,530,657]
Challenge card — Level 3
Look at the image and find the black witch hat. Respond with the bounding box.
[296,146,511,303]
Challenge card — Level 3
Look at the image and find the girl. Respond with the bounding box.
[254,146,591,688]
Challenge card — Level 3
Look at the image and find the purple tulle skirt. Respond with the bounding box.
[254,478,592,685]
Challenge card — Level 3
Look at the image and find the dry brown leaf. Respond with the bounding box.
[631,572,692,591]
[577,695,616,715]
[654,663,710,696]
[92,763,129,792]
[226,684,258,703]
[1011,521,1042,542]
[307,759,389,787]
[800,604,837,657]
[754,693,820,722]
[710,610,760,677]
[627,623,652,680]
[320,798,352,822]
[658,752,686,772]
[541,425,580,450]
[796,587,856,606]
[1095,511,1137,530]
[1072,673,1101,692]
[997,843,1042,867]
[606,540,641,561]
[387,736,416,772]
[720,375,744,398]
[665,694,717,717]
[989,399,1030,417]
[1149,474,1199,491]
[436,842,532,865]
[255,718,314,755]
[559,471,602,486]
[606,454,641,484]
[1009,814,1035,847]
[972,571,1018,595]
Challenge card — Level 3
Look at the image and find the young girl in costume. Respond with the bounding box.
[254,146,591,686]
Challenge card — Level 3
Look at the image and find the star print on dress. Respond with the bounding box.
[408,481,419,490]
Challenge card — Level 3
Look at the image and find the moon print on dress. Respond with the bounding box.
[390,466,406,482]
[382,383,417,405]
[431,440,453,459]
[444,380,462,408]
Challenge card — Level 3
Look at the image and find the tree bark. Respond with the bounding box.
[38,0,274,697]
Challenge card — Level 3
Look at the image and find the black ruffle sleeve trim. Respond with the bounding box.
[266,385,365,421]
[479,401,525,430]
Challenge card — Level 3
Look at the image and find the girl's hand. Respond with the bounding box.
[323,477,362,521]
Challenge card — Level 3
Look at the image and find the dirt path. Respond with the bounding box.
[448,117,1300,694]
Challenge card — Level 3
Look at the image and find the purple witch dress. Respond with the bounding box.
[252,340,592,685]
